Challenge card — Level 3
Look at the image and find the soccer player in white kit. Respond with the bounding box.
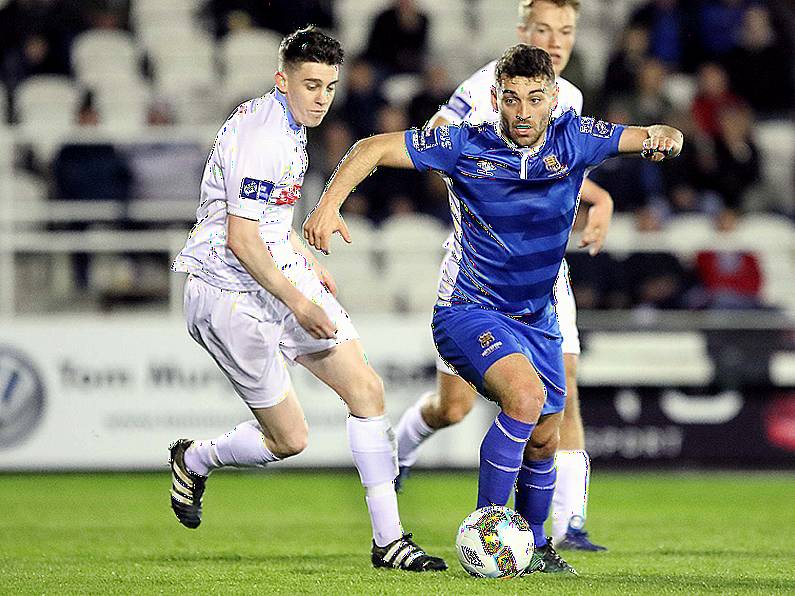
[393,0,612,551]
[168,27,446,572]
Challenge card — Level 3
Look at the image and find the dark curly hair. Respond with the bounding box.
[279,26,344,71]
[494,44,555,86]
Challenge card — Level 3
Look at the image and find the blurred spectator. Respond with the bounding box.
[588,100,663,213]
[364,0,429,76]
[407,63,453,128]
[147,97,176,127]
[691,62,743,137]
[696,0,748,60]
[699,103,761,212]
[203,0,334,37]
[626,58,673,123]
[356,104,424,222]
[566,251,630,309]
[629,0,692,70]
[603,25,650,98]
[624,251,693,309]
[76,90,99,126]
[338,56,387,138]
[0,0,87,90]
[694,210,763,309]
[722,4,795,117]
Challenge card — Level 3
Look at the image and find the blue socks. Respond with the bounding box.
[477,412,535,509]
[515,456,557,548]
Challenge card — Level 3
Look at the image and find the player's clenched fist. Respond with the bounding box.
[303,203,351,254]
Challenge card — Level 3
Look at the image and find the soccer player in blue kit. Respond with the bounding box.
[304,44,683,574]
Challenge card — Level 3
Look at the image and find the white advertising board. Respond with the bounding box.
[0,315,494,470]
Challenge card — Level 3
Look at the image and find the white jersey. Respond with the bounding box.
[437,59,583,126]
[173,89,308,291]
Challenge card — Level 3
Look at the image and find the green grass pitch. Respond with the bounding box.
[2,470,793,595]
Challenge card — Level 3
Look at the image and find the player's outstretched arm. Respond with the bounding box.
[303,131,414,254]
[618,124,684,161]
[577,178,614,256]
[228,215,336,339]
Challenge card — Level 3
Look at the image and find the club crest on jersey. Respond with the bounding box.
[479,331,495,348]
[543,155,565,173]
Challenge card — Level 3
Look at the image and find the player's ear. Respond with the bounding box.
[491,85,498,112]
[275,71,288,94]
[550,82,559,112]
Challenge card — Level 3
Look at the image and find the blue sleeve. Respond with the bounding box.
[571,116,625,167]
[404,125,465,176]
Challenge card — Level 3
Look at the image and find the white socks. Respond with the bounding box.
[184,420,280,476]
[347,414,403,547]
[395,395,435,468]
[551,449,591,542]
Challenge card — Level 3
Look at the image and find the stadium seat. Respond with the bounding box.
[314,215,387,313]
[131,0,202,31]
[382,74,424,106]
[662,73,697,109]
[736,213,795,311]
[72,30,142,88]
[93,80,151,130]
[380,214,449,312]
[579,332,714,385]
[666,213,718,254]
[336,0,389,57]
[15,75,81,127]
[755,120,795,212]
[221,29,282,109]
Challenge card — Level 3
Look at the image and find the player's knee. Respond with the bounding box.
[438,393,474,427]
[504,386,545,421]
[345,371,385,416]
[526,430,559,460]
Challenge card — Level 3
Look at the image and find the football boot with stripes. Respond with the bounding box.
[530,538,578,575]
[169,439,206,529]
[371,533,448,572]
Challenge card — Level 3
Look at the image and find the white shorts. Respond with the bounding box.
[183,273,358,409]
[434,254,580,375]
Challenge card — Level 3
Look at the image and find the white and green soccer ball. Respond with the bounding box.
[455,505,535,578]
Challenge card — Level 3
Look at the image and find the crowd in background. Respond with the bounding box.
[1,0,793,312]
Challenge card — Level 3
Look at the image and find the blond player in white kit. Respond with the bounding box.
[168,27,446,572]
[394,0,612,551]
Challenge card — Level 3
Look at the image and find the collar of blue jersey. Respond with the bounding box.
[273,87,302,132]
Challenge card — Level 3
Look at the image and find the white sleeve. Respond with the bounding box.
[225,126,287,221]
[436,80,476,125]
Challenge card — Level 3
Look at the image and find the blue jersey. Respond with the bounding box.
[405,110,625,316]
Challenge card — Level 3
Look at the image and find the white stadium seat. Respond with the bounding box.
[72,30,142,88]
[15,75,81,127]
[221,29,282,108]
[314,215,388,313]
[93,79,151,130]
[755,120,795,212]
[380,214,449,312]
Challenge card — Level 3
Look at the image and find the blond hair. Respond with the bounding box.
[518,0,581,23]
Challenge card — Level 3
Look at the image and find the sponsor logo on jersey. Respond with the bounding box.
[271,184,301,206]
[476,159,497,176]
[579,116,615,138]
[240,177,277,203]
[412,126,453,152]
[592,119,615,138]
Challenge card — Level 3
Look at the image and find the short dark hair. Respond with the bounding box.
[494,44,555,86]
[279,26,344,71]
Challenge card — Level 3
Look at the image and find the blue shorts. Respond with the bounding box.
[432,302,566,416]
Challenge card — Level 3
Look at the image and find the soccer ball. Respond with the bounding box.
[455,505,535,578]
